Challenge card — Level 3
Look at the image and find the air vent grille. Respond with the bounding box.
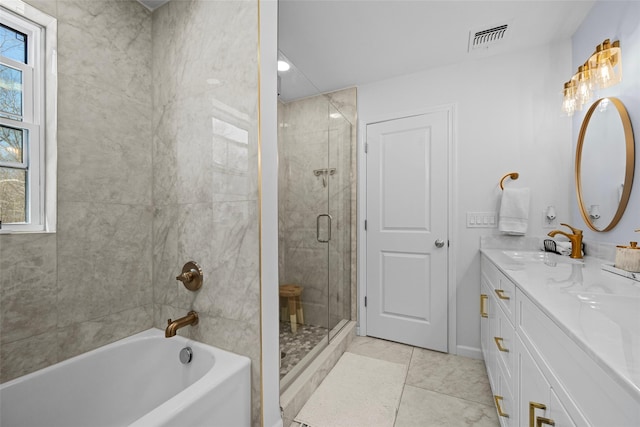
[469,24,509,51]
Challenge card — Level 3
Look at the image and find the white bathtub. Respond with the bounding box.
[0,328,251,427]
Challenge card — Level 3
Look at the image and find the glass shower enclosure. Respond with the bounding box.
[277,52,353,391]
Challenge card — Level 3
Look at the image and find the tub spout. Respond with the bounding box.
[165,311,199,338]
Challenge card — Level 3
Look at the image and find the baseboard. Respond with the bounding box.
[456,345,483,360]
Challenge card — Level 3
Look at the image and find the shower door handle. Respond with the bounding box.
[316,214,332,243]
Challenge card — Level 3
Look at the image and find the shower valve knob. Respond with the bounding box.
[176,261,203,291]
[176,271,195,282]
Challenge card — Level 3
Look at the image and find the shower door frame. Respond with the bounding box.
[278,92,353,392]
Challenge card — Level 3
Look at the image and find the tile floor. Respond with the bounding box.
[291,336,500,427]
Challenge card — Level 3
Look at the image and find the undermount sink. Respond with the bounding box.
[568,292,640,326]
[501,250,584,265]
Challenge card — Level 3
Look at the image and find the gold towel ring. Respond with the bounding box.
[499,172,519,190]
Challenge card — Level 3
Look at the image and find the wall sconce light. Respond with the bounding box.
[561,39,621,117]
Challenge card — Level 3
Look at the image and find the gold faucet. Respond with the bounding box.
[548,223,584,259]
[165,311,199,338]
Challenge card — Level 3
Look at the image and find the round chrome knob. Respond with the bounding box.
[435,239,445,248]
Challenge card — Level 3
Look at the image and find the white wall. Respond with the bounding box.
[571,0,640,244]
[358,41,573,355]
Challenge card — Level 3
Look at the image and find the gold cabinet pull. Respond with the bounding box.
[494,337,509,352]
[480,294,488,318]
[494,395,509,418]
[495,289,510,300]
[529,402,547,427]
[537,416,555,427]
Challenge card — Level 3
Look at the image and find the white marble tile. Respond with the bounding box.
[57,202,153,327]
[151,0,258,115]
[194,201,260,322]
[152,102,179,206]
[406,347,494,407]
[57,76,152,205]
[347,336,414,366]
[0,233,57,344]
[23,0,57,18]
[57,0,151,97]
[152,205,183,306]
[0,331,59,383]
[326,87,357,125]
[57,304,153,361]
[395,385,499,427]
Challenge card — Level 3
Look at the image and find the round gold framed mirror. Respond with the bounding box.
[576,97,635,232]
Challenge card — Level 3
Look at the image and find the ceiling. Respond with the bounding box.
[278,0,596,101]
[135,0,596,101]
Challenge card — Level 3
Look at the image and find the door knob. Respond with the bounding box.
[435,239,445,248]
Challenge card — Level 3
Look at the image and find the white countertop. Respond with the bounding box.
[481,248,640,400]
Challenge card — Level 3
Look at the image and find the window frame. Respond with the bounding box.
[0,0,56,233]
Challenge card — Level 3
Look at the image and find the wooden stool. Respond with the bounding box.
[279,284,304,333]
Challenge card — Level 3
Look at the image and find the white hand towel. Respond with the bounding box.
[498,187,530,235]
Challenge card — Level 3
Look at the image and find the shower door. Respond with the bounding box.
[327,103,352,340]
[277,68,352,389]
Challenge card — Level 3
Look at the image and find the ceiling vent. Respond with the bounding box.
[468,23,510,52]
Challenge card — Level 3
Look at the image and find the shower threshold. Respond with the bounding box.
[280,320,356,424]
[279,319,350,393]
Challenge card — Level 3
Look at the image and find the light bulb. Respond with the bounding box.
[575,64,593,106]
[577,81,591,104]
[561,81,576,116]
[277,60,290,72]
[561,96,576,116]
[597,60,613,86]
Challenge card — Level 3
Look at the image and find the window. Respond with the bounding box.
[0,1,56,232]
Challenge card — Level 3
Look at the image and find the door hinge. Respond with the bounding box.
[364,142,368,153]
[448,240,450,247]
[364,219,367,230]
[364,296,367,307]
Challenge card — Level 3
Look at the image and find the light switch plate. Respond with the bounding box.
[467,212,497,228]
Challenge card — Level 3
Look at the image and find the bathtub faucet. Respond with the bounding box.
[165,311,199,338]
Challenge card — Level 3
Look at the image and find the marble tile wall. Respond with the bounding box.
[2,1,262,423]
[278,88,356,330]
[1,0,154,383]
[151,1,261,426]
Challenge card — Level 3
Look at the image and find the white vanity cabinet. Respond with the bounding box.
[480,252,640,427]
[516,334,581,427]
[480,257,516,426]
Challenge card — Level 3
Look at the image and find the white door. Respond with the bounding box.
[366,111,449,351]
